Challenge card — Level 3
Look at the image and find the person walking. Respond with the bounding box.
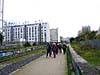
[58,43,62,53]
[52,43,57,58]
[46,42,52,58]
[62,43,67,54]
[56,43,59,55]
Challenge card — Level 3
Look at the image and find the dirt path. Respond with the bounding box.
[10,53,67,75]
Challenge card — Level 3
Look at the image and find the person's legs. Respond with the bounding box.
[59,48,62,53]
[49,50,52,57]
[46,50,49,58]
[63,49,66,54]
[53,51,56,58]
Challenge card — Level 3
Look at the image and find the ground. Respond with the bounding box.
[10,53,67,75]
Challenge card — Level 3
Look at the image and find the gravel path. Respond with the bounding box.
[10,53,67,75]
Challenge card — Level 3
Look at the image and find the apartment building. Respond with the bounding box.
[3,21,50,45]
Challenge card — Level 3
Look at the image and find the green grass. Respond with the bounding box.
[0,47,46,64]
[66,47,75,75]
[71,42,100,66]
[0,45,44,52]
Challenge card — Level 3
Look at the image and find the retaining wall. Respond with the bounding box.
[68,44,100,75]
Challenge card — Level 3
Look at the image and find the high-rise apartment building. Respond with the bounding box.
[3,21,50,45]
[82,25,91,32]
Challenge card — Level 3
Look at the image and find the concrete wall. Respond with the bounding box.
[68,44,100,75]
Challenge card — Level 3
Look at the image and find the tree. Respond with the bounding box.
[78,31,92,41]
[0,32,4,45]
[95,34,100,39]
[89,31,97,39]
[70,37,75,43]
[77,30,97,41]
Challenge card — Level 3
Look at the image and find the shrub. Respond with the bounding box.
[24,42,31,47]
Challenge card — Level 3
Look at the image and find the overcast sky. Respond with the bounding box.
[3,0,100,37]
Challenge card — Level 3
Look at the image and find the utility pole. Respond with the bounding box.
[39,23,41,45]
[2,0,4,29]
[0,0,4,30]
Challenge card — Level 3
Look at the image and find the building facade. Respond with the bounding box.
[78,25,91,36]
[82,25,91,32]
[50,28,58,42]
[3,21,50,45]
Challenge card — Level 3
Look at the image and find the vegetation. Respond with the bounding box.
[23,42,31,47]
[70,30,97,43]
[0,44,46,52]
[69,29,100,68]
[71,42,100,66]
[66,47,75,75]
[0,47,46,63]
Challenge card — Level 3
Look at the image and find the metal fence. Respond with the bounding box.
[80,39,100,49]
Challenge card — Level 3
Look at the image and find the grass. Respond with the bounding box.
[0,47,46,64]
[66,47,75,75]
[71,42,100,66]
[0,45,43,52]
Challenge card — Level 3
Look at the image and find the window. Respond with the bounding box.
[18,28,20,31]
[26,27,28,32]
[21,34,22,38]
[29,37,31,40]
[32,27,34,32]
[32,38,34,40]
[41,26,43,28]
[8,32,9,37]
[32,33,34,37]
[21,28,22,33]
[16,32,17,38]
[18,32,20,38]
[29,27,31,36]
[16,28,17,31]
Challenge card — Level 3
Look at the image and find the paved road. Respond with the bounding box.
[10,53,67,75]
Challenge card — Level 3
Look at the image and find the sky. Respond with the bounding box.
[2,0,100,37]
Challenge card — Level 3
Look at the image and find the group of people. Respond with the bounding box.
[45,42,67,58]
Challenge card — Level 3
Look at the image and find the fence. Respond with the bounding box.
[67,44,100,75]
[0,46,42,57]
[80,39,100,49]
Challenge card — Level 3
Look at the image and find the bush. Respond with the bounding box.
[32,42,37,46]
[24,42,31,47]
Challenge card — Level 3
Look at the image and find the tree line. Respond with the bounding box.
[70,30,100,43]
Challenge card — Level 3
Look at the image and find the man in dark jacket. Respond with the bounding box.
[62,43,67,54]
[46,42,52,58]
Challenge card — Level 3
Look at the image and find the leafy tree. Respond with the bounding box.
[78,30,96,41]
[77,30,97,41]
[70,37,75,43]
[89,31,97,39]
[95,34,100,39]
